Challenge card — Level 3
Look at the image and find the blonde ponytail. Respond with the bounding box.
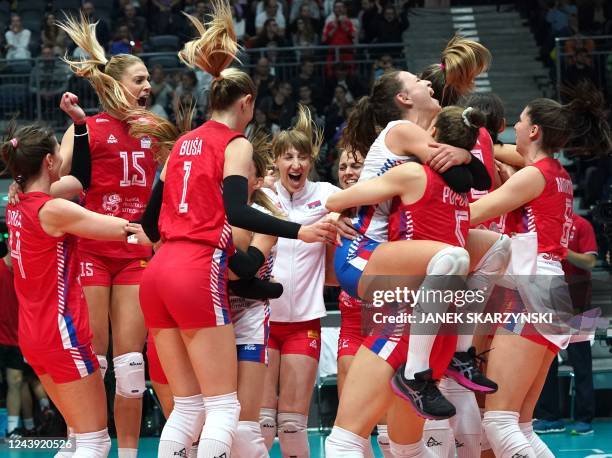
[271,104,323,161]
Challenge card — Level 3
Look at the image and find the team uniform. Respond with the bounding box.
[362,165,470,377]
[6,193,98,383]
[140,120,243,329]
[335,120,415,298]
[78,113,156,286]
[146,332,167,385]
[0,260,23,371]
[268,180,339,360]
[502,157,574,351]
[337,290,365,358]
[230,202,278,364]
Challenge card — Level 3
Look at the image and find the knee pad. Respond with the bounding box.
[97,355,108,380]
[259,407,277,451]
[278,412,309,458]
[113,352,145,399]
[482,411,535,458]
[325,426,369,457]
[389,439,427,458]
[427,247,470,277]
[73,429,111,458]
[233,421,268,458]
[201,392,241,446]
[160,395,206,447]
[519,422,555,458]
[473,235,511,277]
[439,378,481,436]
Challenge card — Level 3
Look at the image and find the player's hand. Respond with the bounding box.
[60,92,87,124]
[495,159,517,184]
[125,223,153,246]
[298,219,337,244]
[335,215,358,243]
[427,143,471,173]
[8,181,22,205]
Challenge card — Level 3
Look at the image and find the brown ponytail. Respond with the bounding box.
[248,128,283,217]
[433,106,486,151]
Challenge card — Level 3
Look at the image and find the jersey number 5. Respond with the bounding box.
[120,151,147,187]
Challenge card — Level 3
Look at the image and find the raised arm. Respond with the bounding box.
[39,198,129,241]
[470,166,545,225]
[326,162,423,213]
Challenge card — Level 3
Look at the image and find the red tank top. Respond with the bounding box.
[523,157,573,258]
[159,120,244,250]
[80,113,156,259]
[6,193,92,351]
[0,261,19,346]
[389,165,470,247]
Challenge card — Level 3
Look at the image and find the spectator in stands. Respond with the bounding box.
[30,45,71,118]
[289,0,322,24]
[358,0,382,44]
[253,18,288,48]
[82,2,111,49]
[324,84,352,141]
[4,14,31,60]
[148,92,170,119]
[246,107,281,138]
[290,3,323,37]
[324,62,365,102]
[291,57,323,107]
[371,53,395,82]
[117,4,148,43]
[291,16,319,57]
[256,0,286,35]
[545,0,578,37]
[322,1,357,74]
[172,69,205,118]
[372,5,407,54]
[41,13,67,56]
[150,65,173,115]
[150,0,182,35]
[564,47,599,87]
[231,3,247,42]
[534,214,598,436]
[252,56,277,100]
[109,25,140,55]
[562,14,596,62]
[258,81,297,129]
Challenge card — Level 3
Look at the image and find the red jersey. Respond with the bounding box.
[562,215,598,310]
[159,120,244,251]
[0,261,19,346]
[522,157,573,258]
[389,165,470,247]
[6,193,92,352]
[80,112,156,259]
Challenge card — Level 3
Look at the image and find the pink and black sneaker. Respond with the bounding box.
[445,347,498,393]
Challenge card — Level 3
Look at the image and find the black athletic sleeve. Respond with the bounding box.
[465,154,492,191]
[439,166,474,193]
[228,246,265,279]
[229,278,284,300]
[70,122,92,189]
[223,175,301,239]
[141,179,164,243]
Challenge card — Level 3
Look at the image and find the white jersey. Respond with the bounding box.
[352,120,416,242]
[270,180,340,322]
[230,201,278,346]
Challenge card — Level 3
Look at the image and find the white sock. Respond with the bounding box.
[455,335,474,353]
[364,438,375,458]
[483,411,536,458]
[72,428,111,458]
[97,355,108,380]
[423,419,454,457]
[233,421,268,458]
[159,395,206,457]
[259,408,277,451]
[440,378,482,458]
[23,417,35,431]
[391,438,432,458]
[117,448,138,458]
[376,424,393,458]
[479,408,491,452]
[325,426,369,456]
[39,397,51,410]
[404,334,437,379]
[519,421,555,458]
[188,443,198,458]
[197,392,240,458]
[8,415,19,433]
[278,412,309,458]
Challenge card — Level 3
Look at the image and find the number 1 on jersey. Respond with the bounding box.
[179,161,192,214]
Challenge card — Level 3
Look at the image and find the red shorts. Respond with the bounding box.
[338,291,364,358]
[21,343,99,383]
[79,251,147,287]
[146,333,167,385]
[139,241,231,329]
[363,334,457,380]
[268,319,321,360]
